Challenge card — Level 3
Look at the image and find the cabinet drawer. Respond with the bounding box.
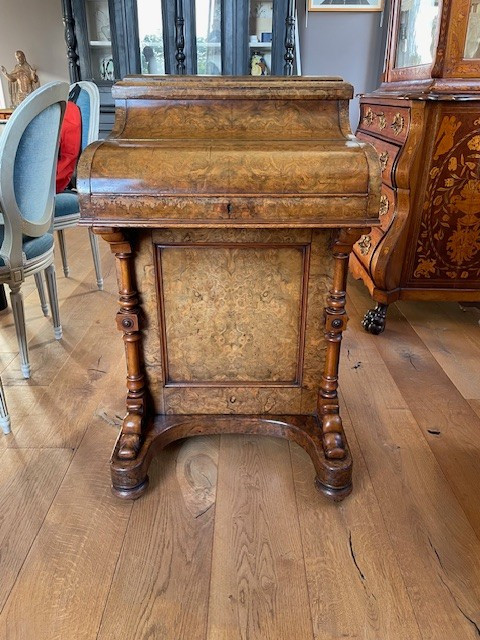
[356,132,400,189]
[353,227,384,269]
[379,184,396,233]
[358,104,410,144]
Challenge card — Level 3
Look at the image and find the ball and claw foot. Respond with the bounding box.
[362,303,388,335]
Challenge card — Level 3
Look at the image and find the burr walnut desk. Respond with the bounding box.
[78,76,381,501]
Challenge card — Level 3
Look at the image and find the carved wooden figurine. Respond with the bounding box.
[78,76,380,501]
[1,51,39,108]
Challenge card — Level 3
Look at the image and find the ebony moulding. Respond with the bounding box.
[79,76,381,502]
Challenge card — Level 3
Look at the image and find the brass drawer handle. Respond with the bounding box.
[379,151,389,172]
[358,234,372,256]
[379,194,389,216]
[362,108,386,129]
[363,107,374,126]
[391,113,405,136]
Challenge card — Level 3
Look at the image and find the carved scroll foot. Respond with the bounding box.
[322,413,346,460]
[110,414,352,502]
[111,477,149,500]
[363,303,388,335]
[117,432,142,460]
[315,477,352,502]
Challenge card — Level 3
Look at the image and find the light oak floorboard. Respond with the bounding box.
[97,436,219,640]
[207,435,313,640]
[341,288,480,639]
[468,399,480,420]
[291,396,422,640]
[0,423,132,640]
[396,299,480,400]
[348,280,480,540]
[1,230,480,639]
[0,448,73,611]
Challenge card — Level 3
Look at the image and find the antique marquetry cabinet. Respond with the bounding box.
[78,76,380,500]
[351,0,480,334]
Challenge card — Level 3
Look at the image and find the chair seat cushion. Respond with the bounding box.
[55,190,79,218]
[0,226,54,267]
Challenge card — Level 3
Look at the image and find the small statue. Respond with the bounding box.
[1,51,40,108]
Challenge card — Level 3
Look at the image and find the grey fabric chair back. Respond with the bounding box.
[0,82,68,271]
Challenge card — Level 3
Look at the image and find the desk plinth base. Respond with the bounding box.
[110,414,353,502]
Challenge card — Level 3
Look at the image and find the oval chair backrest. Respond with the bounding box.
[71,81,100,152]
[0,82,68,250]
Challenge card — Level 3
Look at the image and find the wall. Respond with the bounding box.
[297,1,390,128]
[0,0,69,108]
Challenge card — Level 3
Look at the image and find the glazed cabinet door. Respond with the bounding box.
[160,0,298,76]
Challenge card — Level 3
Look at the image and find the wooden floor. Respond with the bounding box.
[0,227,479,640]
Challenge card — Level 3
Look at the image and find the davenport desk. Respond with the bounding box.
[78,76,381,501]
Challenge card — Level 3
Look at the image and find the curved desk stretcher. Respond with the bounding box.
[78,76,381,501]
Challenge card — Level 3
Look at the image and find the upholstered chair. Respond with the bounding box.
[54,81,103,289]
[0,82,69,378]
[0,377,10,434]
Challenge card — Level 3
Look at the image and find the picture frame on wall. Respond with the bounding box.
[308,0,383,10]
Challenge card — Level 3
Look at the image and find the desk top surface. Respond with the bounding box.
[79,76,381,229]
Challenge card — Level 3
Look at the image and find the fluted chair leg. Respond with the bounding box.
[9,285,31,379]
[57,229,70,277]
[34,271,49,316]
[0,378,11,434]
[88,229,103,290]
[45,264,63,340]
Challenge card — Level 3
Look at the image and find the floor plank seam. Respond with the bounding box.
[338,393,426,639]
[287,440,316,640]
[377,303,480,548]
[0,442,78,617]
[204,434,223,640]
[94,498,134,640]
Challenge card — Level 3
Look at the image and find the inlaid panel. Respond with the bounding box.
[410,109,480,286]
[157,244,308,385]
[132,229,332,415]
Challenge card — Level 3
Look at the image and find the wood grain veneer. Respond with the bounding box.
[78,76,381,501]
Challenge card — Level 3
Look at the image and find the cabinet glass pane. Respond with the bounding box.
[465,0,480,58]
[85,0,114,82]
[249,1,273,75]
[137,0,165,74]
[195,0,222,75]
[395,0,440,68]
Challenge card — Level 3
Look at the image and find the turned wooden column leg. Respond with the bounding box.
[319,227,369,460]
[94,227,147,460]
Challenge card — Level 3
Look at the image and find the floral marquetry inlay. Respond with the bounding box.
[414,113,480,283]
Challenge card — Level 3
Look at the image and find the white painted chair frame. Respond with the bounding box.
[0,377,10,434]
[0,82,69,379]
